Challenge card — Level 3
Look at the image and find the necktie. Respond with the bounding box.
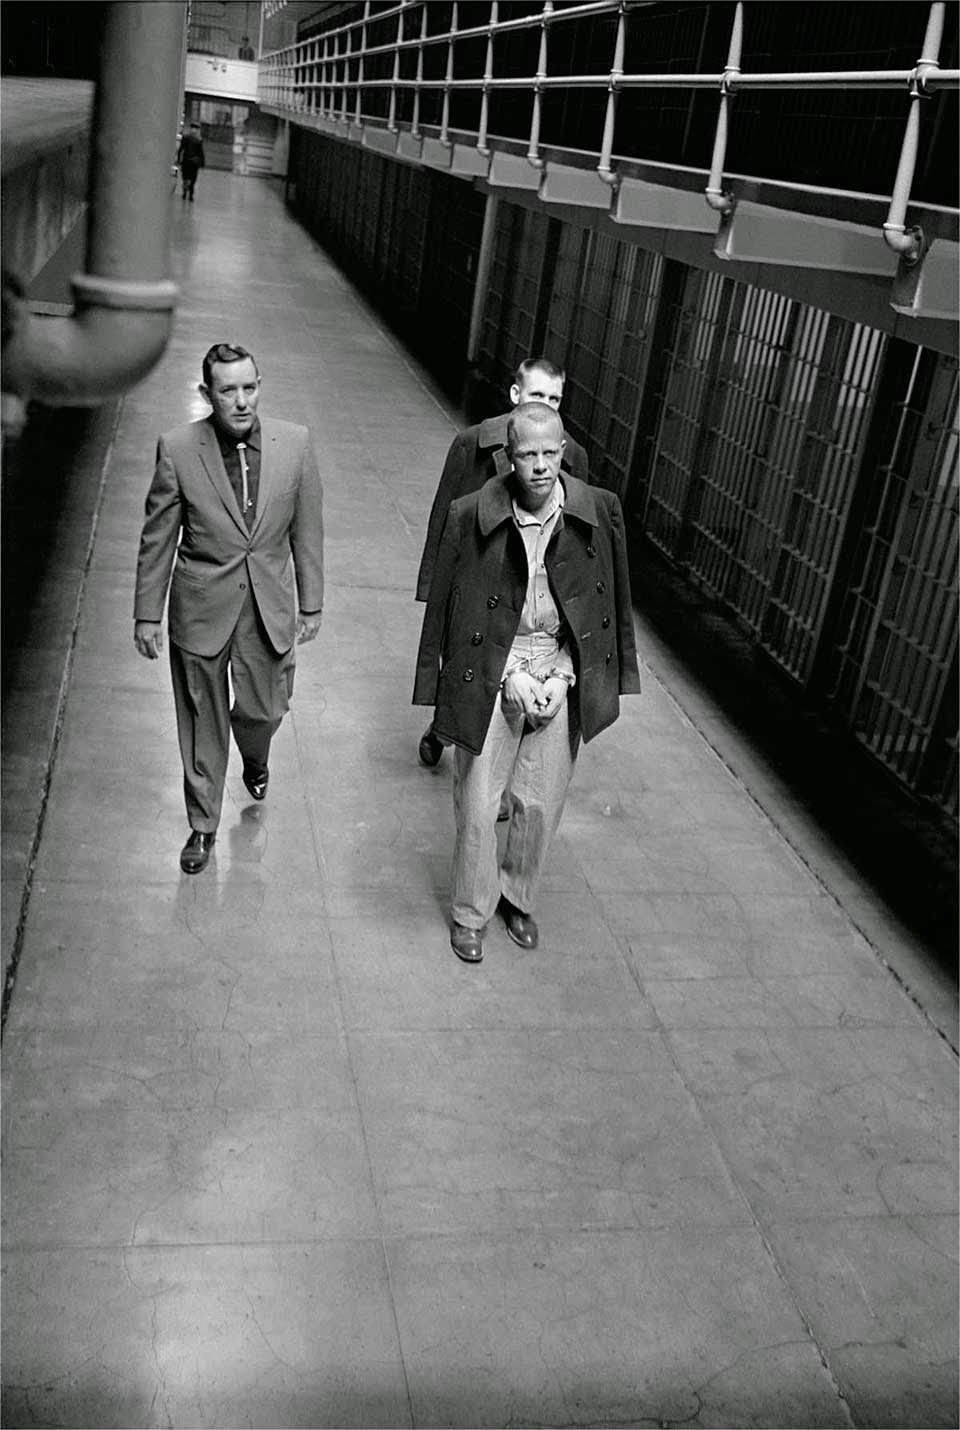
[237,442,251,513]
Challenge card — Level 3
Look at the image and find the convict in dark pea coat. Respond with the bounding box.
[414,356,588,771]
[413,403,640,963]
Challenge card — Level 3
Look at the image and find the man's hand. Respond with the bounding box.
[531,675,569,724]
[501,669,547,721]
[297,611,322,644]
[134,620,164,660]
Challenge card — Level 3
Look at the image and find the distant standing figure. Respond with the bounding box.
[177,123,205,201]
[134,343,324,874]
[239,36,256,59]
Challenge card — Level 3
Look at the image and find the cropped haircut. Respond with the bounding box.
[506,401,564,450]
[514,356,565,387]
[202,342,259,389]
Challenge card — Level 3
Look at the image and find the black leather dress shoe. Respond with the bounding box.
[450,922,484,962]
[180,830,215,874]
[242,760,269,800]
[418,727,444,768]
[500,897,538,949]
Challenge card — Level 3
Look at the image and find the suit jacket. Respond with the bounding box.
[135,415,324,657]
[413,473,641,756]
[415,412,589,600]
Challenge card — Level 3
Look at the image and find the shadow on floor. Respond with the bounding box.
[629,535,958,974]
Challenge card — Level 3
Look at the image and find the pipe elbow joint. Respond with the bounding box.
[882,222,925,265]
[2,283,176,406]
[3,304,175,406]
[705,187,734,215]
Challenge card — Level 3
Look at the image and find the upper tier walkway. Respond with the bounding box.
[2,170,957,1430]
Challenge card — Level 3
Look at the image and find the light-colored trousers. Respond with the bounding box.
[169,589,295,832]
[452,679,575,929]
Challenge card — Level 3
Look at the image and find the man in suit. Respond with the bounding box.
[415,356,588,768]
[134,342,324,873]
[413,403,640,963]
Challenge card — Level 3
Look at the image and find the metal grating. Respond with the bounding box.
[826,350,959,808]
[642,266,732,560]
[543,228,663,500]
[685,299,886,681]
[478,202,551,394]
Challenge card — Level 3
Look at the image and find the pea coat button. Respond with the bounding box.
[239,582,246,590]
[596,579,606,594]
[471,631,483,646]
[463,668,475,682]
[486,595,499,609]
[605,652,612,664]
[586,544,596,558]
[602,615,610,629]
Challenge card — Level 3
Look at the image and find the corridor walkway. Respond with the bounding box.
[2,171,957,1429]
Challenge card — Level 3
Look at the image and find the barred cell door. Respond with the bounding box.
[641,267,738,561]
[825,348,959,815]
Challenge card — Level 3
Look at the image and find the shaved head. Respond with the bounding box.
[506,402,563,453]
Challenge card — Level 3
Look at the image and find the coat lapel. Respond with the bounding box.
[196,418,248,537]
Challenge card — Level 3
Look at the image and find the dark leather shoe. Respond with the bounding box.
[500,898,538,949]
[418,727,444,767]
[180,830,215,874]
[242,760,269,800]
[450,922,484,963]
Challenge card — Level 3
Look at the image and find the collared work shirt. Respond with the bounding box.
[215,417,261,531]
[512,481,564,636]
[507,479,574,682]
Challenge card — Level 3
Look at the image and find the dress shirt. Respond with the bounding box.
[214,418,260,531]
[506,479,575,683]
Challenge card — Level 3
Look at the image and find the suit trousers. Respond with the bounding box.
[169,588,295,832]
[452,692,574,929]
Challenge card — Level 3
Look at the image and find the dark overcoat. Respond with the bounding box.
[413,473,641,756]
[415,412,589,600]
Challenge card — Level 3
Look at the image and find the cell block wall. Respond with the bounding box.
[284,130,958,822]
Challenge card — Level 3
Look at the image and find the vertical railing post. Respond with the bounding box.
[355,0,370,127]
[340,25,350,124]
[883,0,944,262]
[527,0,552,167]
[321,35,330,119]
[598,1,626,184]
[411,3,428,139]
[705,0,743,214]
[467,193,500,362]
[440,1,458,145]
[387,3,404,132]
[477,0,497,155]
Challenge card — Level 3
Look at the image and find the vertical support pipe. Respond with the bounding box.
[527,0,552,167]
[440,0,458,145]
[467,192,500,363]
[321,36,330,119]
[387,3,404,132]
[705,0,743,213]
[598,1,626,183]
[411,3,428,139]
[883,1,944,261]
[355,0,370,127]
[477,0,497,155]
[3,1,184,403]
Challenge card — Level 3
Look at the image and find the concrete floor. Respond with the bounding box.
[2,171,957,1429]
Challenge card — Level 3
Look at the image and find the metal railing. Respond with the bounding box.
[261,1,959,253]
